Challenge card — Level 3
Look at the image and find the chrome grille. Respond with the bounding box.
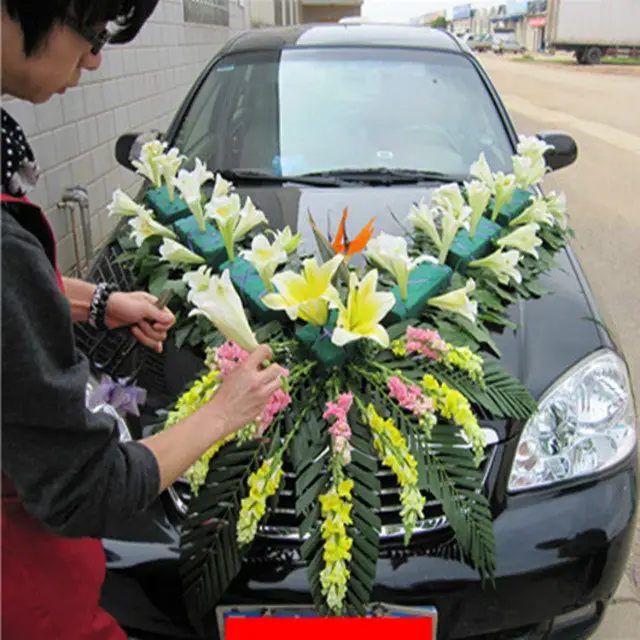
[169,444,496,542]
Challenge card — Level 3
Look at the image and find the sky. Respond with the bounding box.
[361,1,497,23]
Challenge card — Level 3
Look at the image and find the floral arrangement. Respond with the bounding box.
[108,135,571,632]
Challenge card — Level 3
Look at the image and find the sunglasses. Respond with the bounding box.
[65,18,111,55]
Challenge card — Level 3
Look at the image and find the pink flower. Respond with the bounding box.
[388,377,435,420]
[260,388,292,430]
[328,420,352,439]
[214,341,250,377]
[402,327,448,361]
[323,393,353,464]
[338,393,354,413]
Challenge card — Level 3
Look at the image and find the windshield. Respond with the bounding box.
[173,47,515,178]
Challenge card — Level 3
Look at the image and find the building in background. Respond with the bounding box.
[249,0,300,27]
[298,0,363,24]
[450,4,474,34]
[526,1,548,52]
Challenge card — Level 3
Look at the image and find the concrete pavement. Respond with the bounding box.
[477,53,640,639]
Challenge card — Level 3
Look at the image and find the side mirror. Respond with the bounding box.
[537,131,578,172]
[114,130,164,172]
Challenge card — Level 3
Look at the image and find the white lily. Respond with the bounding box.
[183,265,213,302]
[159,238,206,265]
[173,159,214,231]
[438,201,471,264]
[332,270,396,348]
[206,194,268,262]
[517,134,554,162]
[189,269,258,353]
[213,173,233,199]
[432,183,466,215]
[205,193,242,261]
[490,172,517,222]
[364,232,435,300]
[128,209,177,247]
[546,191,568,229]
[159,148,185,202]
[270,226,302,254]
[132,140,168,188]
[107,188,144,217]
[470,152,495,189]
[464,180,492,238]
[510,195,555,227]
[513,155,547,189]
[428,278,478,323]
[496,223,543,259]
[407,199,441,248]
[233,197,268,241]
[469,248,522,285]
[262,254,343,326]
[241,234,288,292]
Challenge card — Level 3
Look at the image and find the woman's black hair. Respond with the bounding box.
[3,0,159,56]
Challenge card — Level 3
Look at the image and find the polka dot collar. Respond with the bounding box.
[1,108,40,197]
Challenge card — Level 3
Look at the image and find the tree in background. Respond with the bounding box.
[431,16,447,29]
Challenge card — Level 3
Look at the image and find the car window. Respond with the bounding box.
[171,47,515,177]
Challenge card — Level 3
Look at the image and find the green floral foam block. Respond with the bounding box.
[174,217,226,270]
[145,186,191,225]
[296,312,347,372]
[446,217,502,273]
[387,262,452,324]
[220,258,282,323]
[488,189,533,226]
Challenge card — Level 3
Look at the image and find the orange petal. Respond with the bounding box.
[346,217,376,257]
[332,207,349,253]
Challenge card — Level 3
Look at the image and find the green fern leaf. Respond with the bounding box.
[179,438,270,633]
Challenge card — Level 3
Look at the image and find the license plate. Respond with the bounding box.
[217,603,437,639]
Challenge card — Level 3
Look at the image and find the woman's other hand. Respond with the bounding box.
[105,291,175,353]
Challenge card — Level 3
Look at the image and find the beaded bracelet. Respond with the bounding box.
[88,282,118,330]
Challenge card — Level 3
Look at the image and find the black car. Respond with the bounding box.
[77,24,638,640]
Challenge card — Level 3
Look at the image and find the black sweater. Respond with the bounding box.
[1,202,160,538]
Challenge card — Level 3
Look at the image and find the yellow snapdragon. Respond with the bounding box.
[237,457,284,546]
[422,376,486,466]
[446,346,484,385]
[366,406,425,543]
[162,369,227,494]
[318,479,354,614]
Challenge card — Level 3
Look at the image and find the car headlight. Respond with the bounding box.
[508,350,637,492]
[85,375,133,443]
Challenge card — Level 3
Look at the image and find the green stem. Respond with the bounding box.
[491,198,504,223]
[399,278,409,301]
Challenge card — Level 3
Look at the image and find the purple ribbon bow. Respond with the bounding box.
[87,374,148,417]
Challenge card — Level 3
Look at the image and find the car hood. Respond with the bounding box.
[232,183,613,436]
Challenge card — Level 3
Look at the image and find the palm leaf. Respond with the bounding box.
[423,423,496,582]
[179,437,271,635]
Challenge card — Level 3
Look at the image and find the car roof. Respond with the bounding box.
[219,23,464,56]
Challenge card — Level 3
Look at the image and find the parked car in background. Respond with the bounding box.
[468,34,493,53]
[80,23,637,640]
[492,38,527,54]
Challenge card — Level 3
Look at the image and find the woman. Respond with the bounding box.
[1,2,284,638]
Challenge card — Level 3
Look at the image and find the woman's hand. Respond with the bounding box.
[205,345,284,438]
[105,291,175,353]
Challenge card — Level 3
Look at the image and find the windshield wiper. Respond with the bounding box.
[297,167,467,185]
[218,168,344,187]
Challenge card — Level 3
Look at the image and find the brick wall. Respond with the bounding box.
[3,0,250,274]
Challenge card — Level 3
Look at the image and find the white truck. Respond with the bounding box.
[546,0,640,64]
